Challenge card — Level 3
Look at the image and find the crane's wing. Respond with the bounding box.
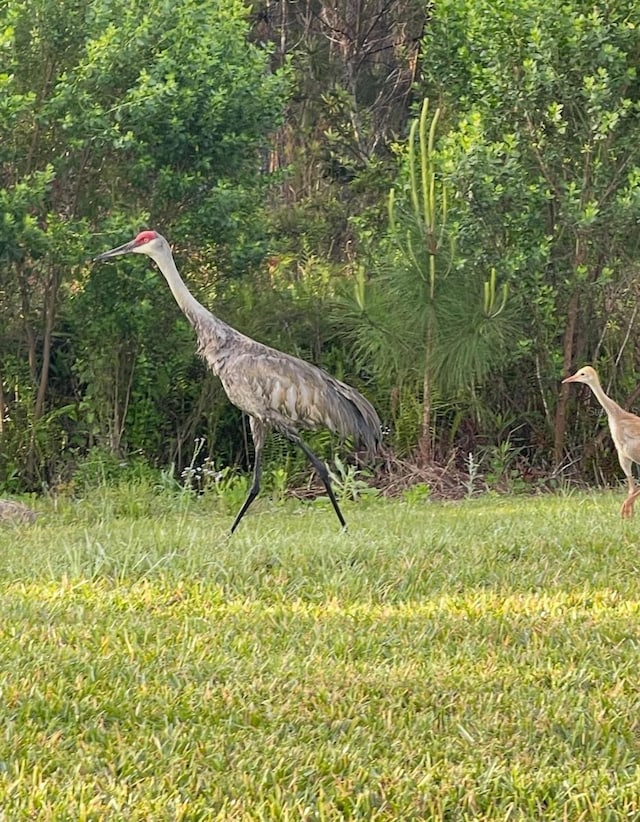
[611,412,640,463]
[219,347,381,457]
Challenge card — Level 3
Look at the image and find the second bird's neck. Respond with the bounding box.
[588,376,624,417]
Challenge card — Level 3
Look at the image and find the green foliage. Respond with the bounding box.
[0,0,290,488]
[339,99,516,457]
[400,482,431,505]
[462,451,482,498]
[481,440,528,494]
[4,0,640,491]
[71,447,159,493]
[420,0,640,458]
[328,455,378,503]
[179,439,249,509]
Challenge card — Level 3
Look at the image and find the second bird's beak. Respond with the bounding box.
[562,374,577,384]
[93,239,137,262]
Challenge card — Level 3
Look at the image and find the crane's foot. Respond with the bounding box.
[621,499,635,519]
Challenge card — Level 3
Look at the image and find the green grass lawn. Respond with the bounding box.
[1,489,640,819]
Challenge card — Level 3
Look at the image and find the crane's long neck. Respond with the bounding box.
[150,245,211,325]
[148,243,234,372]
[587,375,623,417]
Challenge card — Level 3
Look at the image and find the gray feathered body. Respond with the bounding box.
[95,231,381,530]
[190,309,381,457]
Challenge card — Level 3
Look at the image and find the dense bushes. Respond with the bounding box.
[2,0,640,494]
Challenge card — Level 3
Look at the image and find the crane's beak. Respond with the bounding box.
[562,373,578,383]
[92,239,137,262]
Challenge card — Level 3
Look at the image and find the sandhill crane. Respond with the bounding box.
[94,230,381,532]
[563,365,640,518]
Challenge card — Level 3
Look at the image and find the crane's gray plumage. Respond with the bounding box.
[93,230,381,532]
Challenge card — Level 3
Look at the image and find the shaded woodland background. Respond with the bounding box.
[2,0,640,495]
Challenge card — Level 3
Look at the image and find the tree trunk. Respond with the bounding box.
[418,319,434,465]
[419,367,432,465]
[19,270,38,384]
[554,290,579,466]
[0,365,5,435]
[110,349,137,456]
[34,268,60,420]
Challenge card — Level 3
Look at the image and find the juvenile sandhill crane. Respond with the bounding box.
[563,365,640,518]
[94,230,381,533]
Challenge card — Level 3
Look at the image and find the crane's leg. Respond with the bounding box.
[288,433,347,530]
[623,489,640,518]
[622,479,640,519]
[619,459,637,519]
[230,418,265,533]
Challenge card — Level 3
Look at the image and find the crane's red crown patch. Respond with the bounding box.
[134,230,157,244]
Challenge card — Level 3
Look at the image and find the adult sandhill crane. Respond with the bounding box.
[563,365,640,518]
[94,230,381,533]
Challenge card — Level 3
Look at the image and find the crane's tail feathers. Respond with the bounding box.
[332,381,382,460]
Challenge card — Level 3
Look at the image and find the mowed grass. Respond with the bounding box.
[2,489,640,819]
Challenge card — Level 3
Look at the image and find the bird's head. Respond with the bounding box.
[93,230,167,262]
[562,365,598,386]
